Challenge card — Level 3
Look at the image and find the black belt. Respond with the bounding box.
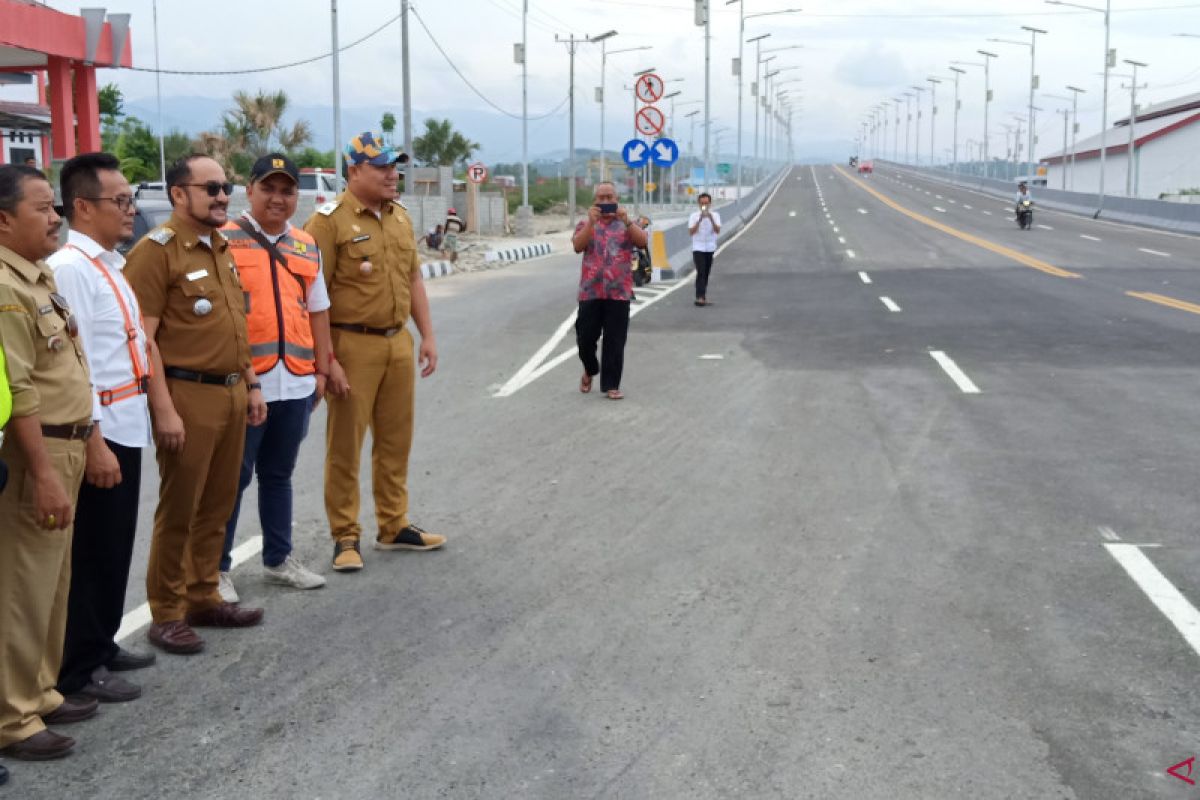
[332,323,402,337]
[42,422,94,441]
[164,367,242,386]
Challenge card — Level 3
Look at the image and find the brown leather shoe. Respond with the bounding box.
[186,602,264,628]
[0,729,75,761]
[147,620,205,655]
[42,696,98,725]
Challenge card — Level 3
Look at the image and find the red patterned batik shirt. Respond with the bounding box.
[575,217,636,302]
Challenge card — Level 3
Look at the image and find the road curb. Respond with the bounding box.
[484,242,553,264]
[420,260,455,280]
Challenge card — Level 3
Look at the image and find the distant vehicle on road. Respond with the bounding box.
[121,197,173,255]
[299,168,345,205]
[857,160,874,175]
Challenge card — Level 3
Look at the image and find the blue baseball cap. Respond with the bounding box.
[344,131,409,166]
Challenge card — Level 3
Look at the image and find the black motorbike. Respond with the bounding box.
[1016,198,1035,230]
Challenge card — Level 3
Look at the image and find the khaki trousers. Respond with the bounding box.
[0,436,85,747]
[146,380,246,623]
[325,327,415,540]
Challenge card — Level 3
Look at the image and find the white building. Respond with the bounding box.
[0,100,50,168]
[1042,92,1200,199]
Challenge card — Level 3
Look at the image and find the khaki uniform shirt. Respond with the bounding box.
[303,190,420,329]
[0,244,92,424]
[124,213,251,375]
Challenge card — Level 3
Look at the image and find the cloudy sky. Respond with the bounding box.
[8,0,1200,162]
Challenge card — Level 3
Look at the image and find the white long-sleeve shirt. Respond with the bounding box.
[48,230,152,448]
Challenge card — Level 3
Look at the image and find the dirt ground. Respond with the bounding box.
[418,213,576,273]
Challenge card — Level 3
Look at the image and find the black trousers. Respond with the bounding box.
[576,299,631,392]
[693,250,715,299]
[58,440,142,693]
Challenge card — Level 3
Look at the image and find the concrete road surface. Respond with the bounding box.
[11,165,1200,799]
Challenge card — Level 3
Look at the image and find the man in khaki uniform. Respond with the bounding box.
[303,132,443,572]
[0,165,97,761]
[124,155,267,655]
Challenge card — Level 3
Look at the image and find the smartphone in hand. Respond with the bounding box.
[597,202,618,215]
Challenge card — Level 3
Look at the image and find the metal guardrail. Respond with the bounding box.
[880,160,1200,235]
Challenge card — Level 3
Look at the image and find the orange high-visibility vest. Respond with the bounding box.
[221,220,319,376]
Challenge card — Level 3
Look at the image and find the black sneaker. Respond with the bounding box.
[375,524,447,551]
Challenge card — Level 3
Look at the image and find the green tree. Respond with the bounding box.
[292,147,336,169]
[196,89,314,180]
[413,118,480,167]
[99,83,123,125]
[381,112,397,145]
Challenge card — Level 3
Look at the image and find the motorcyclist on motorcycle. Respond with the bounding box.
[1014,181,1035,229]
[1014,181,1032,213]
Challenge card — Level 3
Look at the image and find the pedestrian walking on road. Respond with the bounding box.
[218,153,337,600]
[688,192,721,306]
[49,153,157,706]
[0,164,96,762]
[303,132,444,573]
[124,155,268,656]
[571,181,648,400]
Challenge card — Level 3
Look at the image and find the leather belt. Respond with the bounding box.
[332,323,401,337]
[164,367,242,386]
[41,422,95,441]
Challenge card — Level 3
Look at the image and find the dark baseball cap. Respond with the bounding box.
[250,153,300,184]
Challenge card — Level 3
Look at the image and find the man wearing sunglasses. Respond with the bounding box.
[47,152,157,707]
[304,131,444,573]
[0,164,96,762]
[124,155,267,657]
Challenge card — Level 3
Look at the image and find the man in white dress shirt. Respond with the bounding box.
[687,192,722,307]
[49,153,157,704]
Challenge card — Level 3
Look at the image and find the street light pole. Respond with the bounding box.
[903,91,913,164]
[599,45,652,183]
[556,31,616,230]
[521,0,528,208]
[1123,59,1147,197]
[1065,85,1085,190]
[747,34,770,182]
[1021,27,1046,170]
[153,0,166,183]
[978,50,998,177]
[926,78,941,166]
[949,67,965,172]
[330,1,342,176]
[401,0,413,193]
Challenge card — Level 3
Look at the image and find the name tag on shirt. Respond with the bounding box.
[186,269,209,281]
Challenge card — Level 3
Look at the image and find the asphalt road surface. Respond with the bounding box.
[12,165,1200,799]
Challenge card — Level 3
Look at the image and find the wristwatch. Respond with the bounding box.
[248,382,262,391]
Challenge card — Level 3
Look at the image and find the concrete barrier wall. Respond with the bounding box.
[882,161,1200,235]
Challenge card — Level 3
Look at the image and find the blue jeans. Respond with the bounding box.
[221,395,313,571]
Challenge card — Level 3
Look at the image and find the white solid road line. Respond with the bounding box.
[1080,234,1101,242]
[858,271,872,284]
[880,296,901,312]
[1106,543,1200,659]
[929,350,981,394]
[116,535,264,643]
[1139,248,1172,258]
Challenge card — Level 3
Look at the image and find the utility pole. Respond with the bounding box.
[331,1,343,176]
[153,0,165,183]
[400,0,412,193]
[1056,107,1069,188]
[949,67,965,172]
[1123,59,1147,197]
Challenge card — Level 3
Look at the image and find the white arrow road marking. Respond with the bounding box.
[880,296,901,312]
[1139,248,1172,258]
[858,271,872,284]
[929,350,981,394]
[1106,543,1200,658]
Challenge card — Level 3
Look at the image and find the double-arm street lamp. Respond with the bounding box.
[988,26,1047,172]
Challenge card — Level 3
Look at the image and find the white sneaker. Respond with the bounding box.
[218,571,239,604]
[264,556,327,590]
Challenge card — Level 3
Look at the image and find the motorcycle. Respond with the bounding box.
[1016,198,1035,230]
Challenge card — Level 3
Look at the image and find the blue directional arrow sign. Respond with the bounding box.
[622,138,650,169]
[649,137,679,168]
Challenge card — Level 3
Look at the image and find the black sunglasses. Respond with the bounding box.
[182,181,235,198]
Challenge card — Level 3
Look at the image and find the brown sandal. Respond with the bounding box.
[606,389,624,400]
[580,372,593,393]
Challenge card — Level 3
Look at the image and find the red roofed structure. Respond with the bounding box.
[0,0,133,164]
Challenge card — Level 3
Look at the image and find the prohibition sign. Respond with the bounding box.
[634,73,665,103]
[467,162,488,184]
[635,106,665,137]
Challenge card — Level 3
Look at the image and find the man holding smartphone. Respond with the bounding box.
[688,192,721,307]
[571,182,647,401]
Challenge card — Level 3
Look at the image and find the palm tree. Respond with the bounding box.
[413,118,480,167]
[196,90,315,179]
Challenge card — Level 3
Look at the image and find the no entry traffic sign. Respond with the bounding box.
[467,162,489,184]
[634,73,664,104]
[635,106,665,137]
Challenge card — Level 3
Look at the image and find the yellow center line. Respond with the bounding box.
[833,165,1080,279]
[1125,291,1200,316]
